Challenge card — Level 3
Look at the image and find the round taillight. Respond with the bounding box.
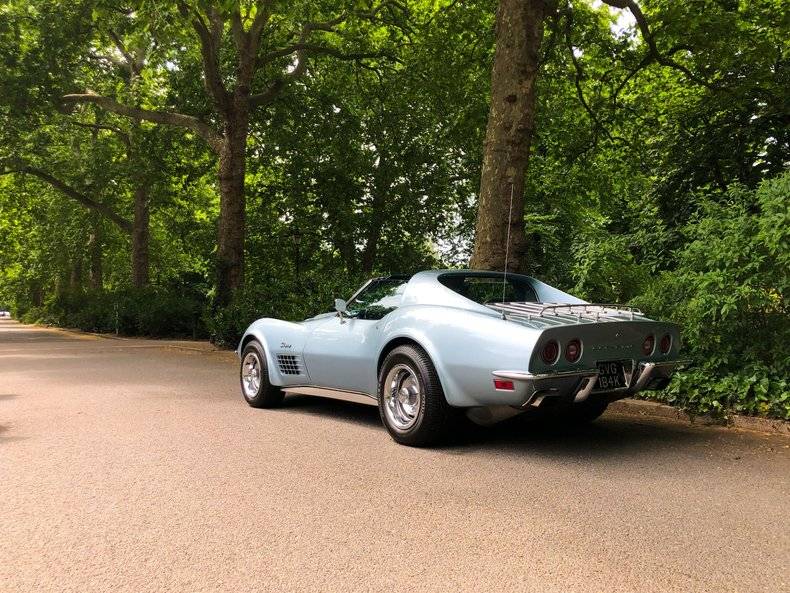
[659,334,672,354]
[565,338,582,363]
[541,340,559,365]
[642,335,655,356]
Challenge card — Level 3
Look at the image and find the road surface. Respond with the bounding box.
[1,319,788,593]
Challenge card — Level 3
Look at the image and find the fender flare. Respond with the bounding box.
[376,331,459,406]
[237,325,281,386]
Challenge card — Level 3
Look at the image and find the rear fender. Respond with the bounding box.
[378,306,539,407]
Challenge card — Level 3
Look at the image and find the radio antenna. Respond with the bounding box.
[501,181,514,318]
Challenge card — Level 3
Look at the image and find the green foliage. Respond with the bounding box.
[632,173,790,419]
[21,287,204,338]
[206,271,364,347]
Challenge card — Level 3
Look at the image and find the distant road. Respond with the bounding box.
[1,319,788,593]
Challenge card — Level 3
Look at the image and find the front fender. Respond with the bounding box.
[237,318,311,386]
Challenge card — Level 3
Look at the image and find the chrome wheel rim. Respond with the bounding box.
[383,363,422,431]
[241,352,262,398]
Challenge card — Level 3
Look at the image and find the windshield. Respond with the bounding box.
[346,277,409,319]
[438,273,538,304]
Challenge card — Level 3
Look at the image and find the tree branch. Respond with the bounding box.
[601,0,715,89]
[250,1,274,39]
[248,62,306,109]
[87,50,129,72]
[259,43,389,65]
[611,43,698,105]
[61,92,222,152]
[2,165,132,233]
[564,11,615,143]
[107,28,139,75]
[249,3,395,108]
[69,121,131,149]
[177,1,231,112]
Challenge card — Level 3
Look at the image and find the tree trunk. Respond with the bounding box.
[70,257,83,291]
[30,283,43,307]
[470,0,546,273]
[215,108,249,306]
[361,152,390,275]
[360,222,382,275]
[88,220,103,290]
[131,185,150,288]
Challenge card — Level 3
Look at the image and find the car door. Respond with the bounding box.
[301,315,382,395]
[302,278,408,395]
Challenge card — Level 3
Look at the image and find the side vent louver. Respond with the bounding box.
[277,354,301,375]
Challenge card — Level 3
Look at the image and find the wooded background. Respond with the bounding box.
[0,0,787,418]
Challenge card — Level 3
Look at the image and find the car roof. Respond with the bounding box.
[357,270,582,309]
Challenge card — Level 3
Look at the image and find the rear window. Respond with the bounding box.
[438,273,538,304]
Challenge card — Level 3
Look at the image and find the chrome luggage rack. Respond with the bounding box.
[487,302,645,323]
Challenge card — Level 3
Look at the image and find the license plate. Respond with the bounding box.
[595,361,626,391]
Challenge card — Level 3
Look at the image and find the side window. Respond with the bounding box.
[347,279,408,320]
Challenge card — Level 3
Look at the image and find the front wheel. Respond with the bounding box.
[378,345,453,447]
[240,340,284,408]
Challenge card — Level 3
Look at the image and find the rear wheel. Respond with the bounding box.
[240,340,284,408]
[378,345,452,447]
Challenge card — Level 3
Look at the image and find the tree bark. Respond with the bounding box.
[360,207,383,275]
[215,105,249,306]
[70,257,83,291]
[88,219,103,290]
[361,153,390,275]
[470,0,546,273]
[131,185,150,288]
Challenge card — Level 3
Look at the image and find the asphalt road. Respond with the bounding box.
[1,319,788,593]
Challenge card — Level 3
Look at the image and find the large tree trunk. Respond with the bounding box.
[215,108,249,306]
[470,0,546,273]
[131,185,150,288]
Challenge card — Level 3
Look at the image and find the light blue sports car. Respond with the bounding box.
[237,270,687,446]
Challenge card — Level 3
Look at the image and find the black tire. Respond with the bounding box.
[377,345,453,447]
[567,397,609,424]
[240,340,284,409]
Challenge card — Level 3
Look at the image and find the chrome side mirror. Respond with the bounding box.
[334,298,347,315]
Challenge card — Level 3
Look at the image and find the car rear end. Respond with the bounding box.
[489,304,687,410]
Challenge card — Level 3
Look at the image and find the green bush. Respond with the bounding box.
[205,271,363,347]
[632,172,790,419]
[21,287,205,338]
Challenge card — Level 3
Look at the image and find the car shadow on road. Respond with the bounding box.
[277,395,718,458]
[458,413,714,459]
[280,394,381,426]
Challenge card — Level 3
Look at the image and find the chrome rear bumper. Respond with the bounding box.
[492,359,690,408]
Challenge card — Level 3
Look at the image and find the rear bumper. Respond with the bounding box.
[492,359,690,408]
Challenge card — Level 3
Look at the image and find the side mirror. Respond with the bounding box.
[334,298,347,315]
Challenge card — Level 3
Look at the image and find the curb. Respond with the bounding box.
[41,323,224,353]
[609,399,790,437]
